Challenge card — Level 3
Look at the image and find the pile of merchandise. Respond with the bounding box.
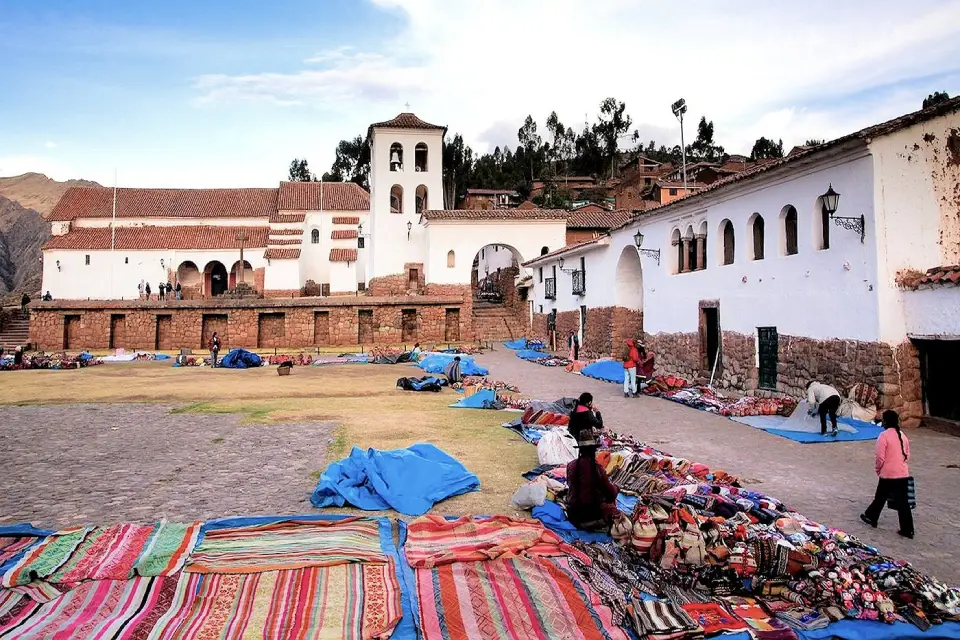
[451,376,520,393]
[536,355,572,367]
[262,353,314,366]
[0,351,103,371]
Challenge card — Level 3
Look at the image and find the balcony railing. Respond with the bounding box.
[572,270,586,296]
[544,277,557,300]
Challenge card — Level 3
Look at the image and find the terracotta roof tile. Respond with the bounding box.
[331,230,358,240]
[264,248,300,260]
[422,208,568,221]
[277,181,370,211]
[332,216,360,225]
[49,187,278,222]
[270,211,306,223]
[270,229,303,236]
[270,238,302,245]
[43,225,269,251]
[522,238,606,267]
[897,265,960,289]
[329,248,358,262]
[566,209,634,229]
[367,112,445,139]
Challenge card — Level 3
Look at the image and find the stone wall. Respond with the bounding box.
[367,263,426,296]
[264,290,301,298]
[612,307,644,351]
[529,306,642,357]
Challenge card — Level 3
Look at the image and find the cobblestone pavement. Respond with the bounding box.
[474,348,960,587]
[0,404,333,529]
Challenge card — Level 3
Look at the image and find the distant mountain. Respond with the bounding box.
[0,173,101,296]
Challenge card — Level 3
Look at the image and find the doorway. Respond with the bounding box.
[700,302,721,374]
[401,309,418,342]
[156,315,172,351]
[109,314,127,350]
[63,315,80,349]
[579,305,587,344]
[314,311,330,345]
[757,326,778,390]
[205,261,228,297]
[358,310,374,344]
[918,339,960,423]
[444,308,460,342]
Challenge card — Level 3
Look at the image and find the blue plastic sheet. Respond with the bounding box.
[417,353,488,376]
[517,349,550,361]
[310,443,480,516]
[581,359,626,384]
[799,620,960,640]
[503,338,529,350]
[449,388,497,409]
[531,500,613,544]
[218,348,262,369]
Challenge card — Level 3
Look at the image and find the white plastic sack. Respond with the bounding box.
[511,481,548,510]
[536,430,577,466]
[781,401,855,433]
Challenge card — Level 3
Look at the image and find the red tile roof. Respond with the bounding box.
[270,211,306,223]
[566,209,634,229]
[367,112,446,139]
[422,209,568,221]
[897,265,960,289]
[43,226,270,250]
[329,248,358,262]
[277,181,370,211]
[269,238,302,245]
[270,229,303,236]
[49,187,278,222]
[331,230,358,240]
[332,216,360,225]
[522,238,606,267]
[264,248,300,260]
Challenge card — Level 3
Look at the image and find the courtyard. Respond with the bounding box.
[1,347,959,589]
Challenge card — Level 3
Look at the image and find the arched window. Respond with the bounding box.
[415,143,428,172]
[416,185,428,213]
[697,220,708,270]
[814,196,830,250]
[781,205,798,255]
[540,246,549,256]
[719,219,735,265]
[390,143,403,171]
[671,228,682,274]
[447,250,455,268]
[390,185,403,214]
[311,228,319,244]
[750,213,765,260]
[685,226,696,271]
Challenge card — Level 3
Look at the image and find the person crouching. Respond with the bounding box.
[565,433,619,531]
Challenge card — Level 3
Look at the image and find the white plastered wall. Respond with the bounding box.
[300,210,368,287]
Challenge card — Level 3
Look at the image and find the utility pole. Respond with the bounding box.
[671,98,688,189]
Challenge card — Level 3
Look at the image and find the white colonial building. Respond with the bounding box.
[525,98,960,429]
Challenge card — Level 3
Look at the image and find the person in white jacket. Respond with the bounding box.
[808,381,842,436]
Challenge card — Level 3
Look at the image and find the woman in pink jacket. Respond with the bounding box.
[860,410,914,538]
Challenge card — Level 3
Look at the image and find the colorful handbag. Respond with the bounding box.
[630,505,658,555]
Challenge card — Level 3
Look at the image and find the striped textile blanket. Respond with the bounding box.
[0,575,177,639]
[134,522,202,577]
[148,565,401,639]
[405,515,580,569]
[0,538,42,567]
[414,556,628,640]
[185,517,387,574]
[50,523,157,584]
[2,527,92,587]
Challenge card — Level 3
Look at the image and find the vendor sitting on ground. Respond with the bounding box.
[808,380,842,437]
[568,392,604,440]
[444,356,463,384]
[409,342,422,359]
[566,432,619,531]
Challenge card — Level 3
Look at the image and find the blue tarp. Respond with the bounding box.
[503,338,529,350]
[449,388,497,409]
[581,359,625,384]
[517,349,550,361]
[417,353,488,376]
[531,500,613,543]
[799,620,960,640]
[310,443,480,516]
[219,348,262,369]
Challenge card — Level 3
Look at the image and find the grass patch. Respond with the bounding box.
[211,437,225,444]
[327,426,348,460]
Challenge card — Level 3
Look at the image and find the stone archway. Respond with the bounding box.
[177,261,201,299]
[204,261,228,297]
[613,245,645,346]
[229,260,253,289]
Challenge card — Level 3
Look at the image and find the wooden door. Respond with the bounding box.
[64,315,80,349]
[757,326,778,390]
[109,314,127,350]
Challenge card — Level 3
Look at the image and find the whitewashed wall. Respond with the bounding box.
[300,210,368,287]
[368,127,444,278]
[329,262,358,294]
[476,244,518,278]
[901,287,960,338]
[263,257,299,291]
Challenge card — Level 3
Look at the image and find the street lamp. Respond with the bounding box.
[406,220,413,240]
[634,230,661,265]
[671,98,688,190]
[558,257,576,274]
[821,184,865,243]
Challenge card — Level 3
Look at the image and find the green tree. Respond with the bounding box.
[442,133,473,209]
[689,116,725,162]
[804,139,825,146]
[517,115,543,182]
[923,91,950,109]
[594,98,634,178]
[288,158,314,182]
[750,136,784,160]
[321,136,370,188]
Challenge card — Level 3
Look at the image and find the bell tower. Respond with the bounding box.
[366,113,446,280]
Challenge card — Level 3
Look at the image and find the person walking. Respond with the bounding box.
[20,292,30,314]
[138,279,145,299]
[807,381,842,436]
[158,282,166,301]
[145,281,152,300]
[621,339,640,398]
[209,331,222,367]
[860,410,914,539]
[568,331,580,361]
[166,280,173,299]
[175,281,182,300]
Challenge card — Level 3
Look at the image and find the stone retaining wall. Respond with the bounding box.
[530,306,644,357]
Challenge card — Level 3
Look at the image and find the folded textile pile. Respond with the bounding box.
[536,355,572,367]
[565,359,592,373]
[0,351,102,371]
[263,353,314,366]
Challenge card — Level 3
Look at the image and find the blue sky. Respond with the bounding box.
[2,0,959,187]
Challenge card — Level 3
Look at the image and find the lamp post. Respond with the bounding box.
[634,230,661,265]
[558,257,576,274]
[671,98,688,190]
[406,220,413,241]
[821,184,865,243]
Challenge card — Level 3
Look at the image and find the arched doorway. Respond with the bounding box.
[472,243,523,306]
[177,261,201,299]
[204,261,228,297]
[229,260,253,289]
[613,245,645,345]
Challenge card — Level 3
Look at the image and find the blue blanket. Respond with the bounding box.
[517,349,550,361]
[504,338,529,350]
[450,388,498,409]
[581,359,625,384]
[417,353,488,376]
[532,500,613,543]
[219,348,262,369]
[310,443,480,516]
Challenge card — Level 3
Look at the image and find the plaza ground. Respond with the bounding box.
[1,347,958,587]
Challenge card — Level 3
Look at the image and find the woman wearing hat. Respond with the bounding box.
[565,432,619,531]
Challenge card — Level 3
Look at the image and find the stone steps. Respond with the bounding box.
[0,312,31,350]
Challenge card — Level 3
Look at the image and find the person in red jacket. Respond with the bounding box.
[860,410,914,539]
[565,433,619,530]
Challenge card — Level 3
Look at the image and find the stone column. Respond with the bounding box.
[681,238,691,273]
[695,235,706,271]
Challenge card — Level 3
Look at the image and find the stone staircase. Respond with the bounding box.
[0,309,30,350]
[472,303,529,341]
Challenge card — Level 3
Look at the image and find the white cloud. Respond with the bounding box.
[44,141,58,149]
[193,0,960,156]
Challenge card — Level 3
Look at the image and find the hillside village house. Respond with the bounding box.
[525,98,960,429]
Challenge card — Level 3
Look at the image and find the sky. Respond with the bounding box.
[1,0,959,188]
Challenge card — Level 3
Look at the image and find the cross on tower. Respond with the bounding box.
[404,101,411,110]
[235,230,248,285]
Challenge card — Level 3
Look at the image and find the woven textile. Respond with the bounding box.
[185,518,386,574]
[149,564,401,639]
[134,521,202,577]
[0,574,176,639]
[51,523,156,584]
[0,538,40,567]
[2,527,91,587]
[405,515,577,569]
[415,556,629,640]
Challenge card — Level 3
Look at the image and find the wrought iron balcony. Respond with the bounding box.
[572,270,586,296]
[544,277,557,300]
